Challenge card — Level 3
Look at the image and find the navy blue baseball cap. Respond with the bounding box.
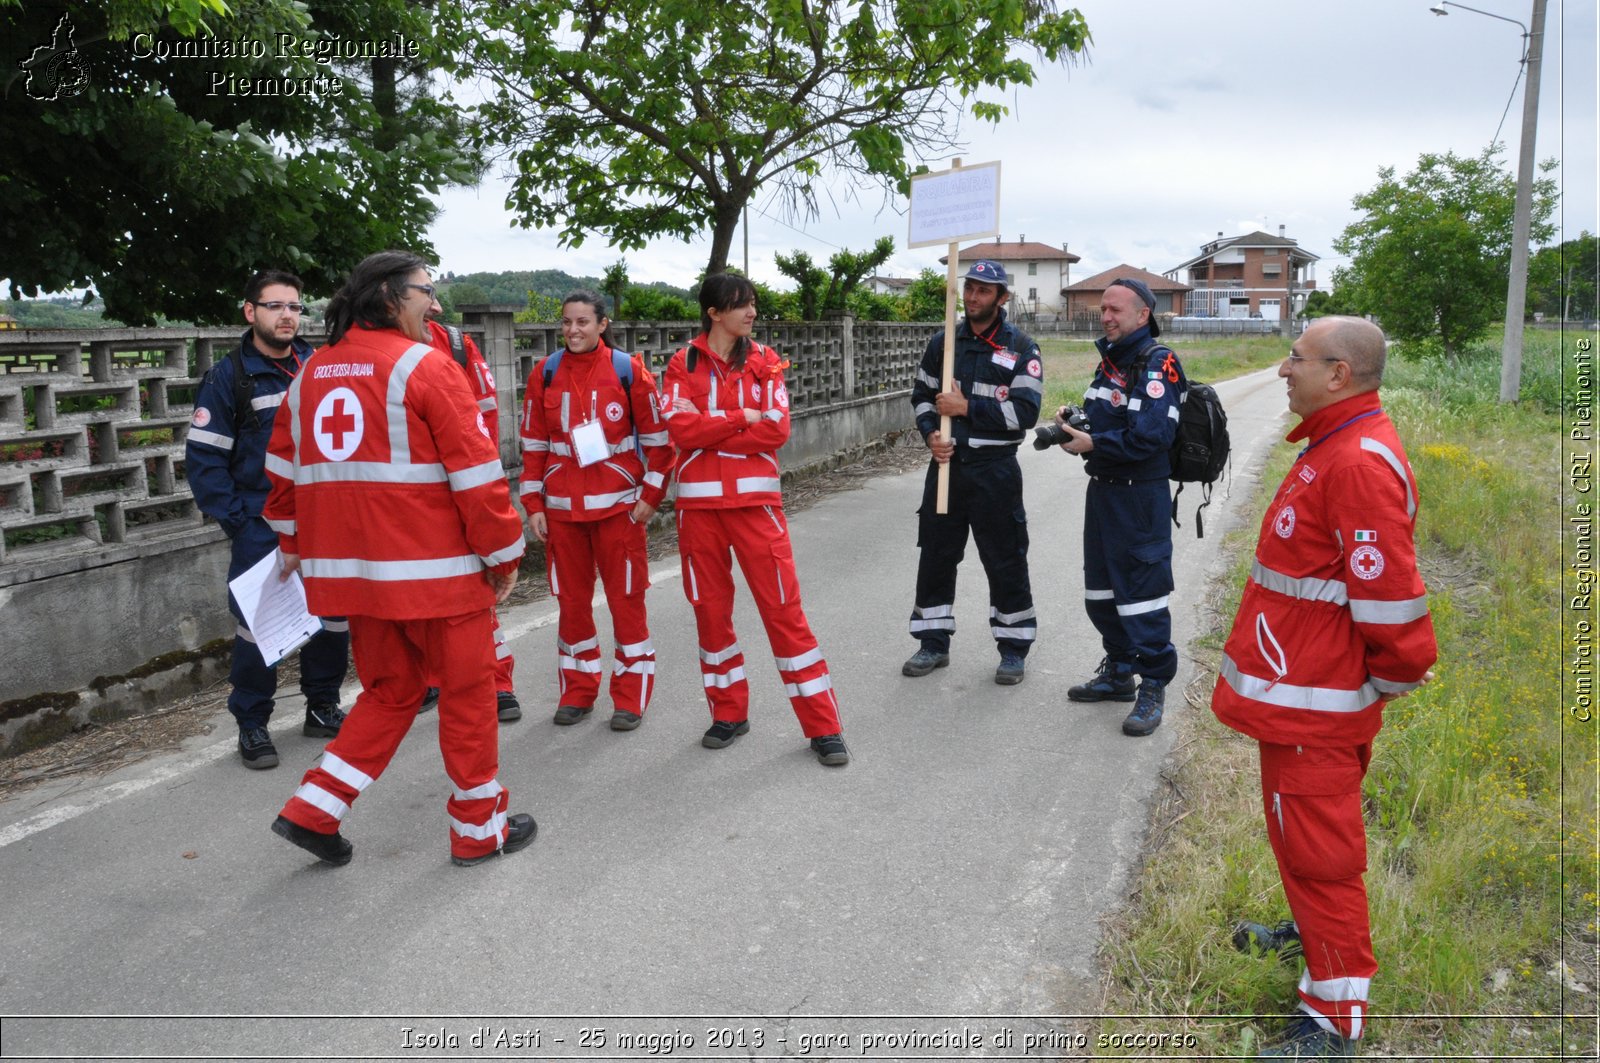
[1109,277,1161,337]
[962,259,1009,290]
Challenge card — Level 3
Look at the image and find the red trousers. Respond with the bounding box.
[1259,740,1377,1041]
[546,512,655,713]
[279,609,509,861]
[428,606,513,693]
[676,506,841,737]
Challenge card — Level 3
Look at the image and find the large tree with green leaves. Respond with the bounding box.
[463,0,1090,277]
[0,0,473,324]
[1332,146,1557,358]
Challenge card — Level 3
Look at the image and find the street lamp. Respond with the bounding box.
[1430,0,1547,403]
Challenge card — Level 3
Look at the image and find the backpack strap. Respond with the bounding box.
[541,348,566,388]
[230,345,259,433]
[443,325,468,368]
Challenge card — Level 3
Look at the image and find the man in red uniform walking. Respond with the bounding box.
[424,315,521,723]
[265,250,536,868]
[1213,316,1436,1057]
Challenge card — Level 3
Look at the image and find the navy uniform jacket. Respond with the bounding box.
[911,310,1043,458]
[1083,326,1184,481]
[185,332,313,537]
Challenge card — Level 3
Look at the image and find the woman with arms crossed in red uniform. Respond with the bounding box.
[663,274,849,766]
[519,291,674,730]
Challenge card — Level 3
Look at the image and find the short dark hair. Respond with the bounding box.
[244,270,302,305]
[323,250,429,346]
[697,273,758,368]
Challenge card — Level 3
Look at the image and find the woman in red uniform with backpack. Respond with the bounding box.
[519,291,674,730]
[662,274,849,766]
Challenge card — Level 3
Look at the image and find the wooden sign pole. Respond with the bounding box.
[936,158,961,514]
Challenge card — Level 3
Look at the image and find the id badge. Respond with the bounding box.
[571,417,610,467]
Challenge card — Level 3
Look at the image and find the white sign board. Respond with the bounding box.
[907,161,1002,249]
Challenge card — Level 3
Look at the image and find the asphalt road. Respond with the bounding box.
[0,366,1292,1062]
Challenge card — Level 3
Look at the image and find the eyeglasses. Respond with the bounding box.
[251,300,306,314]
[1284,353,1342,365]
[403,283,437,300]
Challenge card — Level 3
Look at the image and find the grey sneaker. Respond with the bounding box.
[901,647,950,677]
[610,710,642,731]
[810,733,850,766]
[701,719,749,749]
[1121,679,1165,736]
[1233,918,1303,962]
[303,701,346,738]
[1067,656,1138,702]
[1258,1014,1358,1058]
[239,726,279,769]
[496,691,522,722]
[994,651,1025,685]
[552,704,592,725]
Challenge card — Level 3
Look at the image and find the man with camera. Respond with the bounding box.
[1053,277,1182,737]
[904,259,1042,686]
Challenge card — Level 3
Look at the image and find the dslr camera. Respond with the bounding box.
[1033,404,1090,450]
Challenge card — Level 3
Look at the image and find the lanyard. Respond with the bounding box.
[267,347,304,379]
[1298,409,1380,458]
[969,318,1007,353]
[568,343,611,421]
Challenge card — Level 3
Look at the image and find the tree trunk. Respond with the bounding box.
[704,200,743,276]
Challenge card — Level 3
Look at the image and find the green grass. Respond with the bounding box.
[1036,334,1289,416]
[1092,327,1597,1058]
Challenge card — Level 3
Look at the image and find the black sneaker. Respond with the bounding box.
[303,701,346,738]
[1233,919,1303,962]
[496,691,522,722]
[1121,679,1166,736]
[451,813,538,867]
[239,726,279,769]
[1067,656,1138,702]
[901,646,950,677]
[1258,1014,1357,1058]
[271,815,352,866]
[994,651,1026,685]
[810,733,850,766]
[553,704,592,726]
[418,687,440,715]
[701,719,750,749]
[610,710,642,731]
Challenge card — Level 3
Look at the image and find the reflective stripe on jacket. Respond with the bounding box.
[1211,391,1437,746]
[662,336,791,510]
[263,326,525,620]
[517,343,672,520]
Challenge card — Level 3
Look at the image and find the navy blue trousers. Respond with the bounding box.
[910,455,1036,657]
[1081,477,1177,682]
[225,518,349,729]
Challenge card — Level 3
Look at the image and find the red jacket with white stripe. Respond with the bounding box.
[517,342,672,522]
[263,326,526,620]
[427,320,499,414]
[662,336,791,510]
[1211,390,1437,747]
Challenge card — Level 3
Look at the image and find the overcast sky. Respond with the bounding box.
[429,0,1597,293]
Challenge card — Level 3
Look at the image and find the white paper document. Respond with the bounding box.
[228,549,323,668]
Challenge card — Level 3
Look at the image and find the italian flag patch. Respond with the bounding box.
[1354,529,1378,542]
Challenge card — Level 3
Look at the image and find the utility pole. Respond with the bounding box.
[1500,0,1547,403]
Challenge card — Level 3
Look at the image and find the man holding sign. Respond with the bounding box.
[905,260,1042,685]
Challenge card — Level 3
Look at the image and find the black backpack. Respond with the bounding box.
[1134,341,1231,538]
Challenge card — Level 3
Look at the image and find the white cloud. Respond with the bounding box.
[428,0,1597,295]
